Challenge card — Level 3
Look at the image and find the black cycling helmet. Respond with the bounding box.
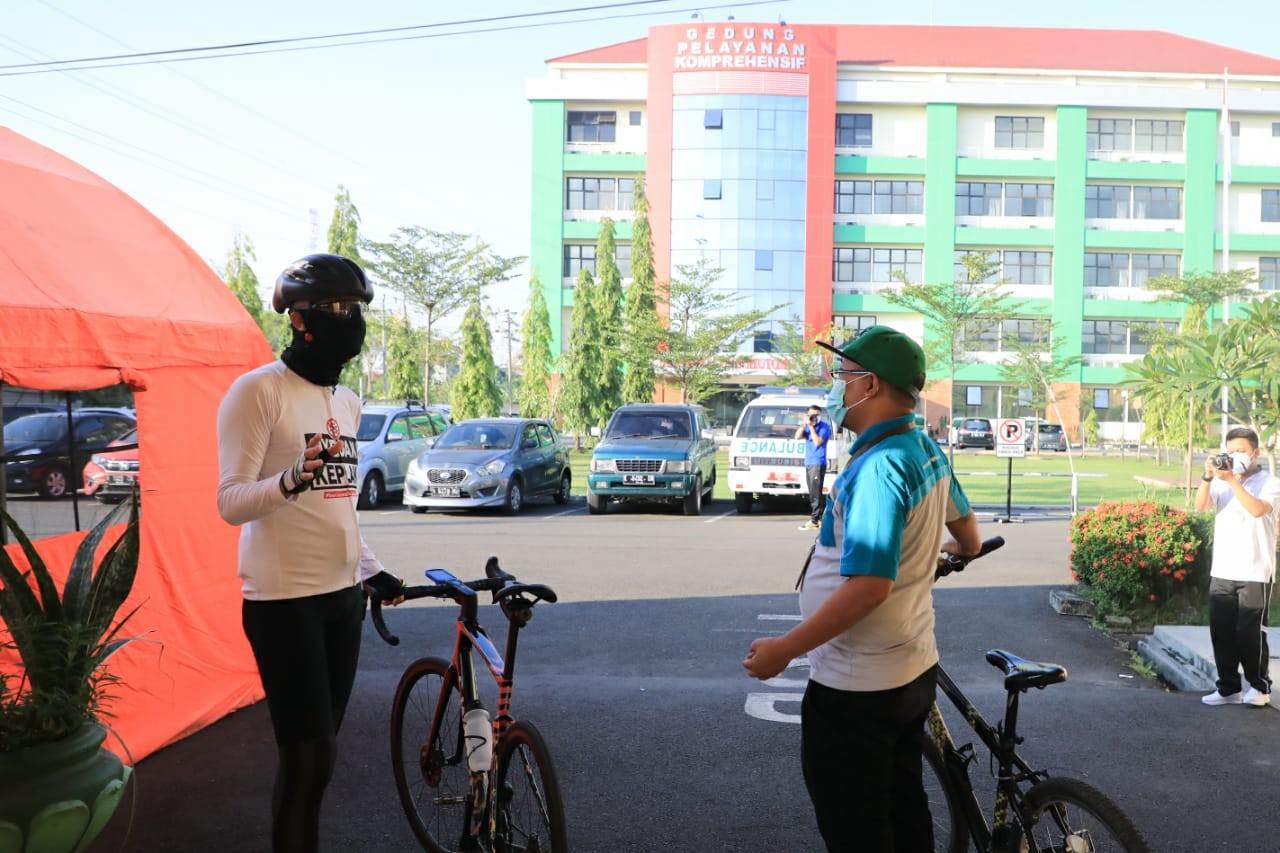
[272,253,374,313]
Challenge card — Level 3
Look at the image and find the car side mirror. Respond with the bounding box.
[701,429,713,440]
[424,436,437,448]
[521,438,538,449]
[386,433,402,442]
[589,426,602,437]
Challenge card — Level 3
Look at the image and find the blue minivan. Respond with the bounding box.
[587,403,717,516]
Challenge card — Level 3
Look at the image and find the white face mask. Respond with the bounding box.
[1230,451,1253,475]
[824,379,871,431]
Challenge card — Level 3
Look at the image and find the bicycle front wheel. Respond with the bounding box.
[390,657,470,853]
[494,720,568,853]
[1018,777,1150,853]
[922,737,968,853]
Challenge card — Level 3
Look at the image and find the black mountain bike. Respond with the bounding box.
[369,557,567,853]
[923,536,1150,852]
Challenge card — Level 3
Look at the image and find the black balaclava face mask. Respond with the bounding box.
[281,308,367,387]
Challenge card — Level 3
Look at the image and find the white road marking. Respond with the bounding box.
[703,508,735,523]
[758,614,802,621]
[744,693,802,724]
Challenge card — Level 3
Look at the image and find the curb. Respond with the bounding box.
[1136,634,1216,692]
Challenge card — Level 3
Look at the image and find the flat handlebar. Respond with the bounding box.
[367,556,557,646]
[935,536,1005,581]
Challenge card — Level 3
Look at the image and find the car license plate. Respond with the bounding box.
[623,474,655,486]
[108,475,131,485]
[430,486,461,497]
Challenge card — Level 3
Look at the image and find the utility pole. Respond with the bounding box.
[491,308,517,415]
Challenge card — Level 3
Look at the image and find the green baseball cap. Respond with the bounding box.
[816,325,926,396]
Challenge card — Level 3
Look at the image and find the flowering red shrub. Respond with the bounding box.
[1068,500,1206,617]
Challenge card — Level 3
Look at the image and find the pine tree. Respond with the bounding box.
[592,218,624,420]
[558,268,604,442]
[222,233,289,349]
[518,273,554,419]
[622,177,658,403]
[450,299,503,419]
[327,185,362,261]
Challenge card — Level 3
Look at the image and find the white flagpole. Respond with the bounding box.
[1220,67,1231,443]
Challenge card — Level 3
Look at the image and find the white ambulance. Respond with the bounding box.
[728,386,848,514]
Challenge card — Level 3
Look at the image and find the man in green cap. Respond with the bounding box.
[744,324,981,851]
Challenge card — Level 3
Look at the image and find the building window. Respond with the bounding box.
[961,319,1001,352]
[753,329,774,353]
[758,110,775,130]
[1230,121,1241,137]
[629,110,642,126]
[1004,183,1054,217]
[757,180,774,201]
[1131,254,1179,287]
[960,318,1048,354]
[704,109,723,129]
[834,180,872,214]
[1262,189,1280,222]
[566,111,616,143]
[615,243,631,278]
[1085,253,1130,287]
[563,244,596,279]
[833,247,922,284]
[953,250,1002,284]
[703,179,722,200]
[873,180,924,214]
[1133,119,1184,153]
[835,112,873,147]
[565,177,635,211]
[994,116,1044,149]
[1087,118,1133,152]
[834,314,877,335]
[1132,186,1180,219]
[1093,388,1110,410]
[755,250,774,271]
[1003,251,1052,285]
[1261,257,1280,291]
[1273,123,1280,137]
[1083,319,1177,355]
[1085,185,1131,218]
[955,182,1002,216]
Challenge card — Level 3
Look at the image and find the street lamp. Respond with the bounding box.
[424,299,436,405]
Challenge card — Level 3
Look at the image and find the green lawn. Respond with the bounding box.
[567,446,1200,508]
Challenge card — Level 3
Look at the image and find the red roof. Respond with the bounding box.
[549,25,1280,76]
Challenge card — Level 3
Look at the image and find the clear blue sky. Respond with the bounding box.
[4,0,1278,331]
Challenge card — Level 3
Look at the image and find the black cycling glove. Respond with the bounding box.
[363,571,405,602]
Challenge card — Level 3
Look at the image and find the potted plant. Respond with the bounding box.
[0,496,140,852]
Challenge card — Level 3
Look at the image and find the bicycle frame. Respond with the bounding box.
[926,662,1056,852]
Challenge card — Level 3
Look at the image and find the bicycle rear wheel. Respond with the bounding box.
[922,737,968,853]
[1018,777,1150,852]
[494,720,567,853]
[390,657,470,853]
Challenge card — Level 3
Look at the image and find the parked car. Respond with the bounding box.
[3,408,137,498]
[402,418,570,514]
[587,403,717,516]
[82,428,140,503]
[1026,422,1068,452]
[1,402,61,425]
[952,417,995,450]
[355,403,451,509]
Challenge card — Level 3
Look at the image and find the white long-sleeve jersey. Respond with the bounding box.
[217,360,386,600]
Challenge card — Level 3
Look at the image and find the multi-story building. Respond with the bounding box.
[526,23,1280,436]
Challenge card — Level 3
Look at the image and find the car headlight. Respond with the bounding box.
[666,460,691,474]
[476,458,506,477]
[90,454,107,466]
[590,458,615,473]
[15,447,41,456]
[731,455,750,470]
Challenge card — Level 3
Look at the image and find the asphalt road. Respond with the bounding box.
[81,495,1280,851]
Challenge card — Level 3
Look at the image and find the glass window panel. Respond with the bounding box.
[1262,189,1280,222]
[836,112,873,147]
[1133,186,1180,219]
[1260,257,1279,291]
[755,250,774,271]
[1134,119,1184,153]
[704,109,723,129]
[629,110,641,126]
[703,179,722,200]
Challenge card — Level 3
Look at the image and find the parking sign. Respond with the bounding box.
[996,418,1026,458]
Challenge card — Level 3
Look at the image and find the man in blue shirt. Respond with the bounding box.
[795,404,832,530]
[744,325,980,852]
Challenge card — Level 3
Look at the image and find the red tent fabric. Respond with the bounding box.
[0,127,273,760]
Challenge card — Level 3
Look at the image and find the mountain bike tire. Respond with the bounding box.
[1018,777,1151,853]
[922,737,969,853]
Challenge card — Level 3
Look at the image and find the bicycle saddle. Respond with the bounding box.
[985,649,1068,692]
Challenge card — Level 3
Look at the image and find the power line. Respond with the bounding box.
[0,1,687,70]
[0,1,786,77]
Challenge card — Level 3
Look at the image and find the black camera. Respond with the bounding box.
[1210,452,1232,471]
[808,414,819,424]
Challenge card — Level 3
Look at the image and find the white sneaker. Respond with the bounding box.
[1242,687,1272,708]
[1202,690,1244,706]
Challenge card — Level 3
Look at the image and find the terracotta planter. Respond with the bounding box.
[0,723,131,853]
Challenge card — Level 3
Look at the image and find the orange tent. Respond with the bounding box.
[0,127,273,760]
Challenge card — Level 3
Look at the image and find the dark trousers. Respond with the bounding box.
[805,464,827,523]
[1209,576,1273,695]
[801,666,938,853]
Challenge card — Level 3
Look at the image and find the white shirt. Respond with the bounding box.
[216,360,386,600]
[1208,469,1280,583]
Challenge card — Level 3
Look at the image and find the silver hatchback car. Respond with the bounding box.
[355,403,451,509]
[402,418,571,514]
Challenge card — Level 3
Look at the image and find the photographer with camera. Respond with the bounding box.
[1195,426,1280,709]
[794,404,833,531]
